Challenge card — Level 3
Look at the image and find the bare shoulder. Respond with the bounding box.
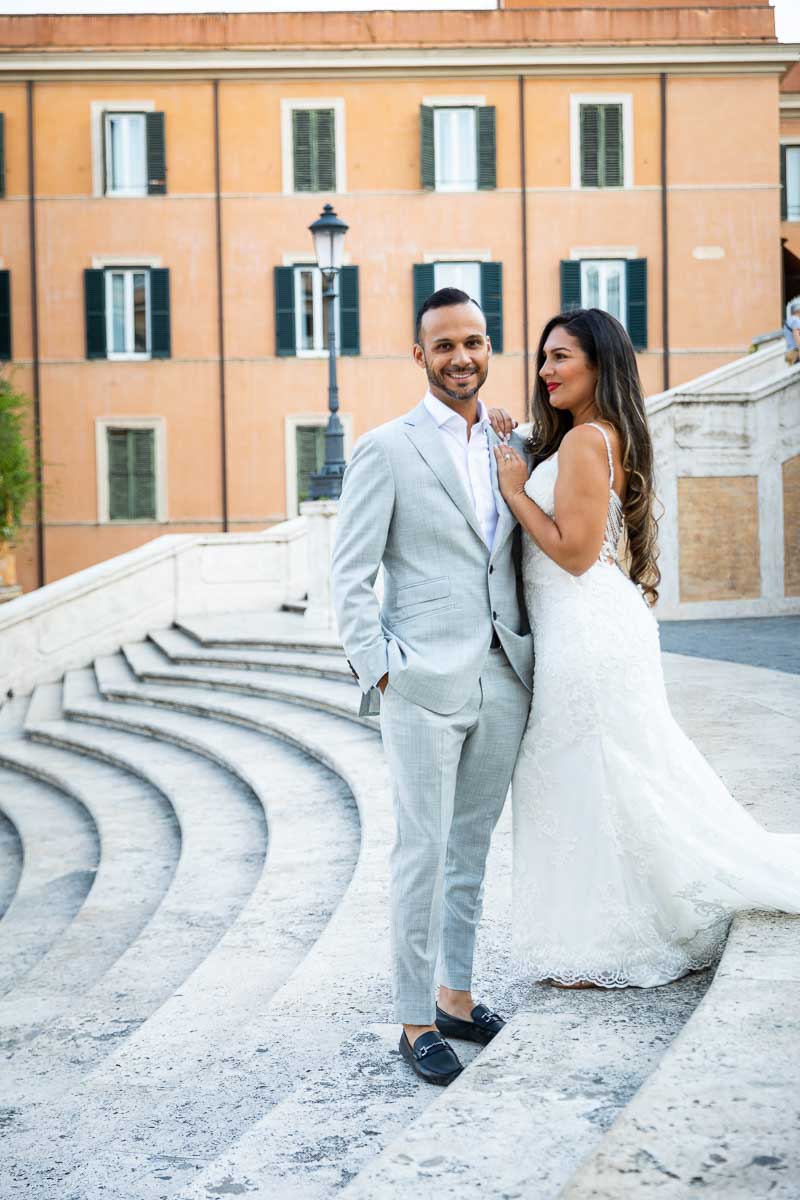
[559,423,613,467]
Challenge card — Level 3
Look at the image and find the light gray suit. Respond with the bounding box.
[331,399,534,1023]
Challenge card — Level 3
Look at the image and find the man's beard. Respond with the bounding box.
[424,356,487,403]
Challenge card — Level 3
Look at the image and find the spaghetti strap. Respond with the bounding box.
[586,421,614,490]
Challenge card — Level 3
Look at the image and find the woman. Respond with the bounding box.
[492,307,800,989]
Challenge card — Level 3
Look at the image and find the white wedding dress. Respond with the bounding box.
[512,423,800,987]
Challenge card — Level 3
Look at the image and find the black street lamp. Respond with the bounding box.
[308,203,349,501]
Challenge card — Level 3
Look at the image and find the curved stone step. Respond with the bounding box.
[2,671,267,1104]
[176,610,341,653]
[150,626,353,682]
[120,638,370,727]
[560,911,800,1199]
[4,673,367,1196]
[0,756,99,997]
[0,803,22,919]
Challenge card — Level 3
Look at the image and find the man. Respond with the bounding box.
[331,288,533,1085]
[784,300,800,366]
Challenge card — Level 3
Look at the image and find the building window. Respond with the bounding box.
[433,260,483,304]
[106,269,150,357]
[101,110,166,197]
[560,257,647,350]
[434,108,477,191]
[570,95,632,190]
[783,146,800,221]
[293,265,340,354]
[580,260,626,323]
[282,100,345,194]
[420,103,496,192]
[105,112,147,196]
[274,264,359,357]
[107,427,157,521]
[295,425,326,505]
[413,260,503,352]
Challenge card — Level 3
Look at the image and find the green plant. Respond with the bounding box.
[0,375,36,543]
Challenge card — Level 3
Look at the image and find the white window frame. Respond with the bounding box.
[95,416,167,525]
[781,140,800,222]
[281,98,346,196]
[431,260,484,306]
[433,106,478,193]
[104,111,148,198]
[284,413,354,518]
[579,259,627,326]
[291,263,341,358]
[104,267,152,361]
[570,94,634,191]
[90,99,155,198]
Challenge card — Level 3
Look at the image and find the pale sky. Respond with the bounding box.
[0,0,798,43]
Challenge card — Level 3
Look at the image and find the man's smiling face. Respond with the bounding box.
[413,301,491,407]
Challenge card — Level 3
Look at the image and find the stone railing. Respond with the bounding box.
[648,339,800,619]
[0,520,308,697]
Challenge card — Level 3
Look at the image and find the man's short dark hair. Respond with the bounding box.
[415,287,483,344]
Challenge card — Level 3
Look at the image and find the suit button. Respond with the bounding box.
[492,610,497,620]
[489,565,494,574]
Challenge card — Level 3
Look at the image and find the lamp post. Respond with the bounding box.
[308,203,349,501]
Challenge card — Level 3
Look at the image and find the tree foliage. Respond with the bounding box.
[0,375,35,543]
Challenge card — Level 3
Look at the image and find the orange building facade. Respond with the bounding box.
[0,4,796,593]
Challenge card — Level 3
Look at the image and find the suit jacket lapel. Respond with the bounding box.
[487,426,516,559]
[403,402,486,548]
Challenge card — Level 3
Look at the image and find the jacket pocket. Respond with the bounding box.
[395,576,450,608]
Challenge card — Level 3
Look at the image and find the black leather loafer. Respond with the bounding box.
[435,1002,506,1046]
[399,1031,463,1086]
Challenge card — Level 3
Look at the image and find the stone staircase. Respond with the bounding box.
[1,612,798,1198]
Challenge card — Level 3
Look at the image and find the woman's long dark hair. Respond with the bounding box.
[528,308,661,605]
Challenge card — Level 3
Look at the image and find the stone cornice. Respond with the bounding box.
[0,42,796,81]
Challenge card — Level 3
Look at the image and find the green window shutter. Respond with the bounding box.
[274,266,296,356]
[560,260,582,312]
[130,428,156,519]
[580,104,600,188]
[314,109,336,192]
[481,261,503,354]
[477,106,496,190]
[781,146,788,221]
[84,268,107,359]
[146,112,167,195]
[413,263,436,338]
[420,105,435,191]
[108,428,156,520]
[108,429,131,520]
[296,425,325,505]
[293,109,336,192]
[149,268,171,358]
[626,258,648,350]
[0,271,10,360]
[0,113,6,198]
[339,265,360,356]
[293,110,313,192]
[601,104,624,188]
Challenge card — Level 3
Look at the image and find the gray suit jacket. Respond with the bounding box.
[331,399,534,716]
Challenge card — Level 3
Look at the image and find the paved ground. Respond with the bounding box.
[658,616,800,675]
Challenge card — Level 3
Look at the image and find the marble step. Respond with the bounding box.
[4,668,365,1196]
[149,625,353,681]
[5,672,267,1101]
[119,638,372,728]
[0,747,99,997]
[11,668,402,1199]
[560,910,800,1199]
[0,801,22,919]
[177,610,341,653]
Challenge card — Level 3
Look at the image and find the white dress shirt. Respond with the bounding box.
[423,389,498,551]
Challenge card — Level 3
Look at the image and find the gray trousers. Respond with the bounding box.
[380,647,530,1024]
